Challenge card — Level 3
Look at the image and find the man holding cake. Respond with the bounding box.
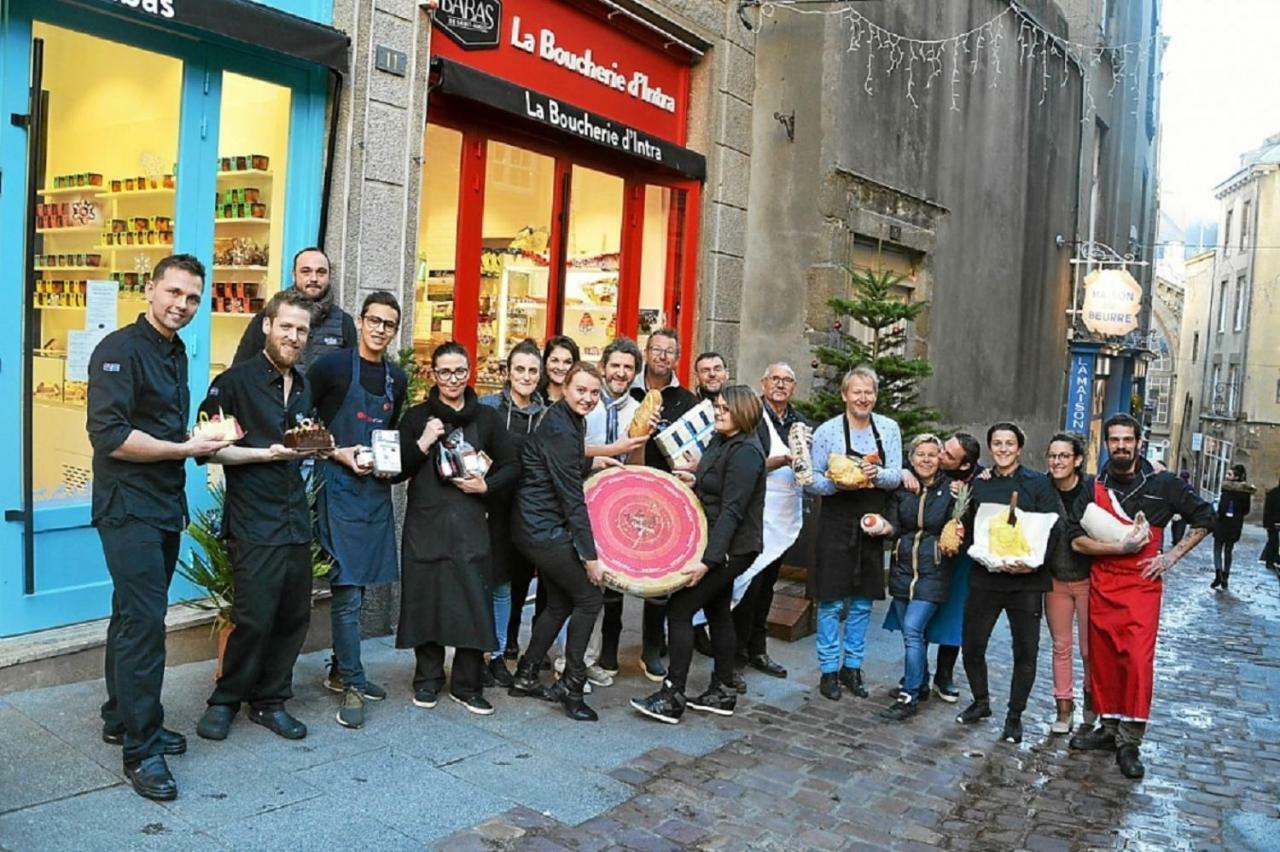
[308,291,409,729]
[232,246,356,372]
[87,254,230,801]
[195,289,330,743]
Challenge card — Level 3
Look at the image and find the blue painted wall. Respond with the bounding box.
[249,0,334,25]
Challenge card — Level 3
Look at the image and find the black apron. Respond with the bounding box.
[809,416,888,603]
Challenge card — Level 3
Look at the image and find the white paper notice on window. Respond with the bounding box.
[65,328,109,381]
[85,279,119,332]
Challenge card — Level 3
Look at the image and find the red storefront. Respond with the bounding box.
[415,0,705,391]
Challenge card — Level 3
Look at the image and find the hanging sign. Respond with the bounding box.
[1064,351,1094,434]
[432,0,502,50]
[1081,269,1142,337]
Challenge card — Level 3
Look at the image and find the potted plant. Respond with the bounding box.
[178,478,333,679]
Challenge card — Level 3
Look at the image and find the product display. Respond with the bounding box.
[939,482,971,555]
[283,417,335,451]
[653,400,716,468]
[826,451,882,489]
[788,422,815,486]
[436,428,489,479]
[371,430,402,475]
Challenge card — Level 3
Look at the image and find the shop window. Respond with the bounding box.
[563,165,623,364]
[29,23,181,505]
[211,72,291,373]
[475,140,556,391]
[414,124,462,365]
[638,185,672,351]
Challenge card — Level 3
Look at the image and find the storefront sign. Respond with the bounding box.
[1065,351,1095,434]
[432,58,705,178]
[106,0,176,19]
[430,0,690,144]
[1081,269,1142,337]
[1191,432,1203,452]
[433,0,502,49]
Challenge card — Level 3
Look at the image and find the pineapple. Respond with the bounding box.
[939,482,970,556]
[987,492,1032,559]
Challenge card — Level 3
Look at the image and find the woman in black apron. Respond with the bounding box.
[804,367,904,701]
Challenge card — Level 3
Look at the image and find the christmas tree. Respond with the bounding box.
[796,266,943,439]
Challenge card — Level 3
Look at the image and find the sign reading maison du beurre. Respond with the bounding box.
[1081,269,1142,337]
[429,0,691,145]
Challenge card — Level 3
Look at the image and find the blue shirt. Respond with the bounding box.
[806,412,903,496]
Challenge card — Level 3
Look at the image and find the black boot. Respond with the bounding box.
[819,672,841,701]
[1069,724,1117,751]
[1211,571,1223,590]
[640,605,667,681]
[508,657,552,700]
[838,667,869,698]
[488,656,515,689]
[1116,743,1145,779]
[558,672,599,722]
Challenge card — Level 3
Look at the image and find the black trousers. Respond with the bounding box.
[521,541,603,688]
[962,587,1043,714]
[209,541,312,710]
[666,556,751,693]
[1213,538,1236,579]
[506,551,537,651]
[733,556,781,658]
[98,520,180,764]
[599,588,625,669]
[414,643,484,698]
[935,644,960,681]
[1265,527,1279,569]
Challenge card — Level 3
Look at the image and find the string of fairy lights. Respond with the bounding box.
[741,0,1162,119]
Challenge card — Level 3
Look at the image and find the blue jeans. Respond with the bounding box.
[816,597,873,673]
[892,597,939,697]
[330,584,367,688]
[492,582,512,653]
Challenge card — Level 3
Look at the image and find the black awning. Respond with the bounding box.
[71,0,349,73]
[431,57,706,181]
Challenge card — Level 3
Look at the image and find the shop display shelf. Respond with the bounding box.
[95,188,175,199]
[34,266,105,272]
[37,186,102,197]
[91,244,172,252]
[216,169,273,180]
[36,225,102,234]
[214,217,270,225]
[212,311,254,318]
[212,265,269,272]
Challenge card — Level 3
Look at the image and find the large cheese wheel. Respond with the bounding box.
[585,466,707,598]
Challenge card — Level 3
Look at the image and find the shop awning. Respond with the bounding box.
[70,0,350,73]
[431,57,707,180]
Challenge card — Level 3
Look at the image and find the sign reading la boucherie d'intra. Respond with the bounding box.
[1081,269,1142,337]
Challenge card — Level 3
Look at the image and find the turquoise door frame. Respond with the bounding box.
[0,0,327,637]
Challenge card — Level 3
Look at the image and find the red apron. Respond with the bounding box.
[1086,479,1163,722]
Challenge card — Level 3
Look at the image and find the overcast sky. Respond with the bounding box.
[1159,0,1280,226]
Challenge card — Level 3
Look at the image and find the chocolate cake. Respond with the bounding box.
[283,418,334,451]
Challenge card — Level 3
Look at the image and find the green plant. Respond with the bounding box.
[178,477,333,635]
[796,266,943,439]
[396,346,430,404]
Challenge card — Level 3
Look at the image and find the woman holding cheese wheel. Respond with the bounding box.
[805,366,903,702]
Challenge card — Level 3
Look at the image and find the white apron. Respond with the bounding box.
[694,412,804,623]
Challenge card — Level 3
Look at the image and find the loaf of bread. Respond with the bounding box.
[629,390,663,438]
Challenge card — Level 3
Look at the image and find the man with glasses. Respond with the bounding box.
[307,292,409,728]
[630,328,698,680]
[232,246,356,372]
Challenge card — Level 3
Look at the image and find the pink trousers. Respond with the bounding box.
[1045,577,1090,700]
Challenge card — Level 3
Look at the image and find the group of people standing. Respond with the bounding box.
[87,251,1227,803]
[800,367,1217,781]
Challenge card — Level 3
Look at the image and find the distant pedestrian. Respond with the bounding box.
[1263,474,1280,574]
[1212,464,1254,591]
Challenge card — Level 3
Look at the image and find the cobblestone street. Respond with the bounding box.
[2,529,1277,851]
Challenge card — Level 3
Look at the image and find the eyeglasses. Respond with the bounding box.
[647,347,677,358]
[435,367,470,382]
[362,316,399,331]
[713,404,730,414]
[766,376,796,385]
[1047,452,1076,461]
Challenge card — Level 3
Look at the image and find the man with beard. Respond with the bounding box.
[309,292,409,728]
[1068,413,1214,779]
[195,290,323,743]
[582,337,649,681]
[88,254,230,800]
[232,247,356,372]
[693,352,728,402]
[630,328,698,681]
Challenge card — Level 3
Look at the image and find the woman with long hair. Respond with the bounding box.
[538,335,580,405]
[632,386,767,724]
[1212,463,1254,591]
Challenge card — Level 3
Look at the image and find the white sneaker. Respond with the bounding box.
[585,665,615,688]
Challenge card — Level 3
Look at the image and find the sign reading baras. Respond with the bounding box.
[1081,269,1142,337]
[433,0,502,50]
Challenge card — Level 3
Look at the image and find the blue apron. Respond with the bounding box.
[317,349,399,586]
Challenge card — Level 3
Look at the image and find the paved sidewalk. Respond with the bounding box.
[2,528,1278,850]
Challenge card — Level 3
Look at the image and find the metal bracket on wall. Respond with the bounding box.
[774,110,795,143]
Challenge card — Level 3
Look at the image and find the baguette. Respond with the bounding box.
[629,390,663,437]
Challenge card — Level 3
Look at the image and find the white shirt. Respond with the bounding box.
[584,390,640,461]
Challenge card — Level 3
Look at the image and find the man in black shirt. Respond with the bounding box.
[87,254,229,801]
[693,351,728,402]
[629,328,698,681]
[955,422,1062,745]
[309,292,408,729]
[195,289,323,743]
[231,247,356,372]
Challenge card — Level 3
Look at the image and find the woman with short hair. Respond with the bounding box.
[632,386,767,724]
